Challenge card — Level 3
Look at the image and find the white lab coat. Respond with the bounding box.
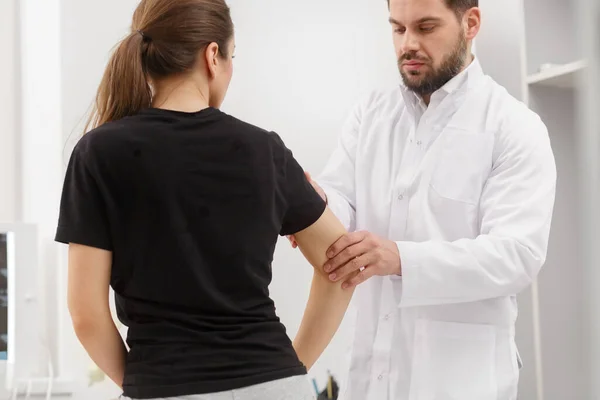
[318,58,557,400]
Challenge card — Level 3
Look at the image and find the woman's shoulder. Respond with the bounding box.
[71,118,134,158]
[217,112,288,153]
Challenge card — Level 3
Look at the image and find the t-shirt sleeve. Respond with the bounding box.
[55,139,113,251]
[270,133,327,236]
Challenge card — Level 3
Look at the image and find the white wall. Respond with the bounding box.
[476,0,527,100]
[524,0,581,76]
[0,0,19,223]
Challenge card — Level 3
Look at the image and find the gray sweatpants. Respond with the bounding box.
[120,375,316,400]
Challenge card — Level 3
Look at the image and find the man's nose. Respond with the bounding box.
[400,32,419,54]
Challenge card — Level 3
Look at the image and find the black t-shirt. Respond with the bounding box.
[55,107,326,398]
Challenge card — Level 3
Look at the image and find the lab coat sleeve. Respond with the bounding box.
[315,102,361,232]
[397,113,557,308]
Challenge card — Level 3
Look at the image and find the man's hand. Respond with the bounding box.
[322,231,401,289]
[288,172,327,248]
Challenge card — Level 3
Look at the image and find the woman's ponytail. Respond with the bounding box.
[84,31,152,133]
[83,0,234,133]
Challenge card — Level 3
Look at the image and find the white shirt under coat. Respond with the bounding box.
[318,58,557,400]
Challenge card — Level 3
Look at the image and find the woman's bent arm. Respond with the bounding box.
[292,207,356,370]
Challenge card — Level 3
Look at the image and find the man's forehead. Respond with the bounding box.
[389,0,451,21]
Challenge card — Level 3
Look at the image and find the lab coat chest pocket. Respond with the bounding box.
[409,320,498,400]
[429,129,494,205]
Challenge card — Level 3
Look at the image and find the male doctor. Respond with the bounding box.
[293,0,557,398]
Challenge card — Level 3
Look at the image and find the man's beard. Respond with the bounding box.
[399,32,467,96]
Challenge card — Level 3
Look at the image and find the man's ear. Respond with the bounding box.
[464,7,481,41]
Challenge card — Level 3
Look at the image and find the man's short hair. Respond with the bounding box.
[387,0,478,17]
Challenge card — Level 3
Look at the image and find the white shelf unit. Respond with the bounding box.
[527,60,587,89]
[478,1,588,399]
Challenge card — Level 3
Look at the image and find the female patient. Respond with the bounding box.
[55,0,353,399]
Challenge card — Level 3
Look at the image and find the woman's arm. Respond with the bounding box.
[291,207,356,370]
[67,243,127,388]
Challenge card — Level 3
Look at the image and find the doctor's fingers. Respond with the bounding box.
[342,265,377,289]
[328,252,376,282]
[326,231,369,259]
[324,241,371,273]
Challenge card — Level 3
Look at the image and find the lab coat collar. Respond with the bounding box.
[399,55,484,113]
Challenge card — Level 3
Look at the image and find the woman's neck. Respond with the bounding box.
[152,76,211,113]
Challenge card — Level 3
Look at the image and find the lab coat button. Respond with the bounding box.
[384,314,390,321]
[416,140,422,146]
[398,194,404,200]
[377,374,383,380]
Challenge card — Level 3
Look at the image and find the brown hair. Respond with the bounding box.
[85,0,234,132]
[386,0,478,17]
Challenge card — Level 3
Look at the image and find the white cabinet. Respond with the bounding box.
[478,1,592,399]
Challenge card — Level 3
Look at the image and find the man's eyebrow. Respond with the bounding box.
[416,17,442,24]
[389,16,443,25]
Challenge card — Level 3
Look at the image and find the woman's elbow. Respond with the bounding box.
[69,302,111,336]
[71,316,97,339]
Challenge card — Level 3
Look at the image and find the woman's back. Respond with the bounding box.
[56,107,326,397]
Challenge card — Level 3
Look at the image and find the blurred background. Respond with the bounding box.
[0,0,598,398]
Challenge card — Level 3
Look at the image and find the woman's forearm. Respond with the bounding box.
[72,313,127,388]
[67,245,125,387]
[293,270,354,370]
[292,207,355,370]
